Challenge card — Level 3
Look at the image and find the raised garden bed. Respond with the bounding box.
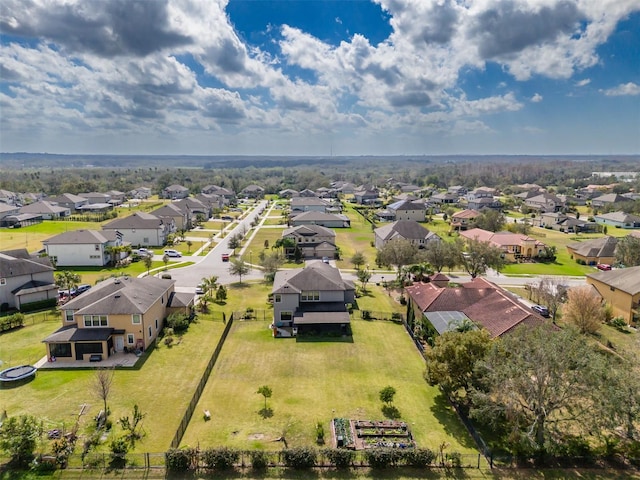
[332,418,415,450]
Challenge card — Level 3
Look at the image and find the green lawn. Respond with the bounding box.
[0,314,227,453]
[262,217,286,226]
[335,206,377,269]
[181,319,477,454]
[61,260,169,286]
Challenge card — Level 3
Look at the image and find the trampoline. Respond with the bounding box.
[0,365,37,383]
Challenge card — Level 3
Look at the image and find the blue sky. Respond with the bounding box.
[1,0,638,156]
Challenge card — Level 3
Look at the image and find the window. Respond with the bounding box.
[274,294,281,303]
[83,315,107,327]
[95,244,100,251]
[301,291,320,301]
[155,319,158,330]
[143,237,149,243]
[132,314,141,324]
[65,310,74,322]
[127,334,134,344]
[50,343,72,357]
[280,311,292,321]
[148,326,152,338]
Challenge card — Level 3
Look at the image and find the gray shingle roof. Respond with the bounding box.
[0,249,55,277]
[587,266,640,295]
[374,220,435,242]
[273,262,353,294]
[103,211,164,229]
[567,236,617,258]
[43,229,117,245]
[283,224,336,238]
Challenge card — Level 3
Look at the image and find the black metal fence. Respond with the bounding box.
[169,313,234,449]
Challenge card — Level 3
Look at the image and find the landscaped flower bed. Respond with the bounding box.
[332,418,355,449]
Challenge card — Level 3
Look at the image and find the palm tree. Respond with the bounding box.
[55,271,81,297]
[200,275,218,295]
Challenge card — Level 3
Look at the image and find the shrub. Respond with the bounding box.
[249,450,268,470]
[282,447,317,469]
[165,447,197,472]
[201,447,239,470]
[404,448,436,467]
[164,335,174,347]
[610,317,627,330]
[109,437,129,466]
[315,422,325,444]
[19,298,57,312]
[322,448,354,468]
[361,310,371,320]
[365,448,401,469]
[165,312,189,333]
[445,452,462,468]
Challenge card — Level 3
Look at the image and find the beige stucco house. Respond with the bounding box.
[586,266,640,324]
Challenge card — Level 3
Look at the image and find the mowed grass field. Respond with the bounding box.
[0,315,226,453]
[181,319,477,454]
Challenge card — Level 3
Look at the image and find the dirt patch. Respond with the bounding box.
[248,433,265,440]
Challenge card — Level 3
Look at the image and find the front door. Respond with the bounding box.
[115,336,124,352]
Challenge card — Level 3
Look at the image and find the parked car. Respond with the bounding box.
[163,249,182,258]
[532,305,550,317]
[596,263,612,271]
[133,248,154,257]
[75,284,91,295]
[195,284,205,295]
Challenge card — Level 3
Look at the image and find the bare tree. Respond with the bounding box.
[533,276,568,323]
[562,285,605,334]
[94,368,114,417]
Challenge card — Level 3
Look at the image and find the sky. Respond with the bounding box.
[1,0,639,156]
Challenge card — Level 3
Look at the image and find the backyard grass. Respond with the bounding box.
[262,217,286,226]
[61,260,169,286]
[180,319,477,454]
[335,206,377,269]
[0,314,227,453]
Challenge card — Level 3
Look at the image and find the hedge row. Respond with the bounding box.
[0,312,25,332]
[164,447,441,472]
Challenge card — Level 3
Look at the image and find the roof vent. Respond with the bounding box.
[114,279,121,284]
[115,294,121,298]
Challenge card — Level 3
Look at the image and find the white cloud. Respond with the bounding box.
[576,78,591,87]
[602,82,640,96]
[531,93,543,103]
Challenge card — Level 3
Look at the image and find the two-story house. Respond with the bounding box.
[387,200,426,222]
[271,262,355,337]
[240,184,265,199]
[42,276,194,363]
[161,184,189,200]
[201,185,236,205]
[450,209,480,231]
[43,229,127,267]
[102,212,174,247]
[151,203,189,231]
[129,187,152,199]
[43,193,88,212]
[282,225,337,259]
[374,220,440,249]
[0,249,58,311]
[290,211,350,228]
[586,266,640,325]
[291,197,330,214]
[524,192,564,213]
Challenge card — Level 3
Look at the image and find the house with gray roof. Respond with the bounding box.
[388,200,426,222]
[374,220,440,249]
[271,262,355,337]
[43,276,193,363]
[0,249,57,311]
[587,266,640,324]
[79,192,111,204]
[566,236,618,266]
[43,229,126,267]
[524,192,564,213]
[591,193,627,208]
[43,193,88,212]
[290,211,350,228]
[19,201,71,219]
[103,212,174,247]
[291,197,330,213]
[282,225,337,259]
[151,203,189,231]
[240,184,265,199]
[161,184,189,200]
[594,211,640,229]
[201,185,236,205]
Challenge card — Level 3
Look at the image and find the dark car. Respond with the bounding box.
[75,284,91,295]
[532,305,550,317]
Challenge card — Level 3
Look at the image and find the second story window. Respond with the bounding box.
[65,310,74,322]
[132,314,141,325]
[301,291,319,301]
[84,315,107,327]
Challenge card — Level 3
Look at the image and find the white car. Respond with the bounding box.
[163,249,182,258]
[135,248,154,257]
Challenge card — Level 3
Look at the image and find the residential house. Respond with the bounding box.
[79,192,111,204]
[291,197,330,214]
[42,276,194,362]
[398,184,421,193]
[0,249,58,310]
[173,197,212,224]
[43,230,127,267]
[591,193,627,209]
[448,185,467,197]
[240,184,265,199]
[194,193,225,214]
[19,201,71,220]
[459,228,546,261]
[103,212,174,247]
[353,187,379,205]
[290,211,350,228]
[151,203,189,231]
[534,212,598,233]
[387,200,426,222]
[451,209,480,231]
[586,266,640,324]
[129,187,152,199]
[106,190,127,205]
[466,187,496,202]
[201,185,236,205]
[524,192,564,213]
[278,189,299,198]
[405,276,546,339]
[594,211,640,229]
[430,192,458,205]
[282,225,337,259]
[0,203,21,222]
[271,262,355,337]
[43,193,88,212]
[298,189,317,197]
[161,184,189,200]
[467,197,502,211]
[566,236,617,266]
[374,220,441,249]
[0,189,18,205]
